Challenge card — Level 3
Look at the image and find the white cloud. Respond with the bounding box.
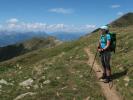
[85,24,96,29]
[111,5,121,8]
[49,8,74,14]
[6,18,19,23]
[0,18,96,33]
[117,12,124,16]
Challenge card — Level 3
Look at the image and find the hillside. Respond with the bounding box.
[0,13,132,100]
[0,40,105,100]
[110,12,133,27]
[0,36,61,62]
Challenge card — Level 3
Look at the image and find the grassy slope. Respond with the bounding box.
[0,25,132,100]
[0,39,105,99]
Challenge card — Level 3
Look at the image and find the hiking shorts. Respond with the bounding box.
[100,51,111,70]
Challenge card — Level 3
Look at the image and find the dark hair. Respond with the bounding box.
[105,30,109,34]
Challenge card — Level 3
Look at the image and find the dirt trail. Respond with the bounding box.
[84,48,122,100]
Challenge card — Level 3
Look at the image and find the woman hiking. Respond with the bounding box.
[98,26,112,83]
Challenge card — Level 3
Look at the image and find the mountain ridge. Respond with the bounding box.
[110,12,133,27]
[0,36,61,62]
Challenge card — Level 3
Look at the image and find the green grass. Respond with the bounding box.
[0,39,105,100]
[0,25,132,100]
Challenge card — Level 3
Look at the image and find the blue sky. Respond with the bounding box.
[0,0,132,33]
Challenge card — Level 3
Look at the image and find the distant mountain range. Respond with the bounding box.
[49,32,87,41]
[0,31,49,47]
[0,31,87,47]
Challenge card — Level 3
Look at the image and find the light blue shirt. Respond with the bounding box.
[100,34,111,49]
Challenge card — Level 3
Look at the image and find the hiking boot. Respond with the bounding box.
[99,73,106,79]
[103,76,112,83]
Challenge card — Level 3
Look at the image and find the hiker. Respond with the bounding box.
[98,26,112,83]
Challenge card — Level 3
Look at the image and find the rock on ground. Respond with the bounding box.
[0,79,13,85]
[19,78,33,87]
[14,92,36,100]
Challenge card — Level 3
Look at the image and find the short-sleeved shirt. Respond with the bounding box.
[100,33,111,49]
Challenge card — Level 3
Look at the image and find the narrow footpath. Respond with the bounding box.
[84,48,122,100]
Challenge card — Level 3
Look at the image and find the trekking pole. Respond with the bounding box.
[90,49,98,73]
